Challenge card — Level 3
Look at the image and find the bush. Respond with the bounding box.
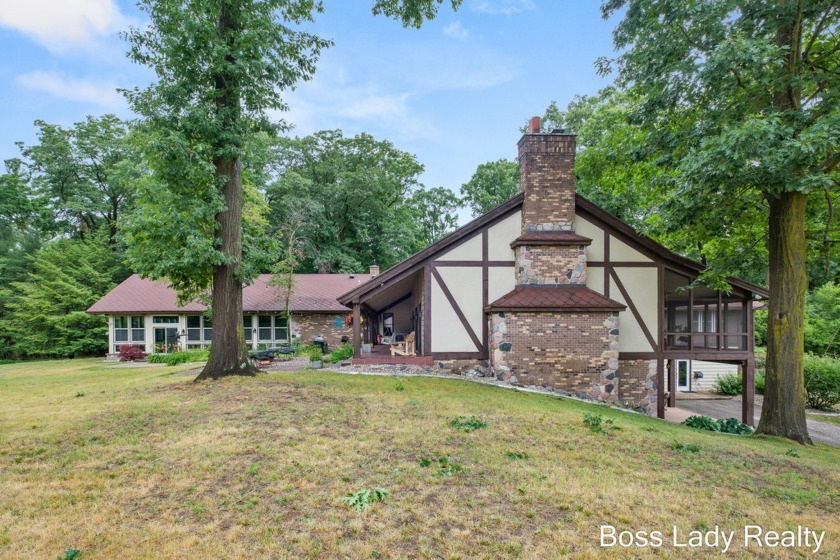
[803,354,840,411]
[754,373,765,395]
[148,349,209,366]
[714,372,743,396]
[309,349,322,363]
[118,345,146,362]
[754,309,767,348]
[323,344,353,364]
[717,417,754,435]
[683,415,720,432]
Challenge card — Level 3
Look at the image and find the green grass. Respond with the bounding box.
[808,413,840,426]
[1,359,839,559]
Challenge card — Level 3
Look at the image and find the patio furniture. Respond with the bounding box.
[389,331,416,357]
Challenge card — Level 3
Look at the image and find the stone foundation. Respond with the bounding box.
[617,359,658,414]
[515,245,587,285]
[490,311,620,404]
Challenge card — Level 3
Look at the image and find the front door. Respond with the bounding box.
[677,359,691,391]
[154,327,179,353]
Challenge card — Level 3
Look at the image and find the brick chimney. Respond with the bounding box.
[518,117,577,232]
[369,264,380,277]
[512,117,589,286]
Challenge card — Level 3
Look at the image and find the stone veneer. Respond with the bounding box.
[490,310,620,403]
[617,359,658,414]
[515,245,587,285]
[292,312,352,349]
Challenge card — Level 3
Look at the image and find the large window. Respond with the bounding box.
[186,315,212,349]
[113,315,145,352]
[663,270,750,352]
[257,315,289,348]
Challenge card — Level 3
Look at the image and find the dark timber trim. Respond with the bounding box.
[482,229,490,360]
[609,268,659,351]
[423,263,431,356]
[431,268,483,353]
[587,261,658,268]
[432,260,515,267]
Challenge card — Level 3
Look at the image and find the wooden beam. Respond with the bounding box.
[423,263,431,356]
[432,260,515,267]
[352,302,361,357]
[482,229,489,360]
[668,359,676,408]
[742,359,755,426]
[657,359,665,419]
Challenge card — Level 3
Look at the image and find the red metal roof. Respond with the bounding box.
[87,273,374,314]
[488,285,626,312]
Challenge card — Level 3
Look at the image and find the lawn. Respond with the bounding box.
[1,359,839,559]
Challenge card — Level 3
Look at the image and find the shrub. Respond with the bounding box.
[714,372,742,396]
[309,349,322,363]
[717,417,754,435]
[118,345,146,362]
[148,349,209,366]
[803,354,840,411]
[683,415,720,432]
[754,373,765,395]
[323,344,353,364]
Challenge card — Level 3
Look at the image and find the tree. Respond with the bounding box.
[122,0,458,380]
[0,232,124,358]
[601,0,840,443]
[460,159,519,217]
[19,115,140,244]
[267,130,425,273]
[408,186,461,248]
[123,0,330,379]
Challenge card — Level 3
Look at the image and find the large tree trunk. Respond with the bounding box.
[195,157,257,380]
[756,191,811,443]
[195,1,256,380]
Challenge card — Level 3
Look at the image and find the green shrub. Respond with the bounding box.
[717,417,754,435]
[323,344,353,364]
[309,349,322,363]
[683,415,720,432]
[753,309,767,348]
[714,372,743,396]
[803,354,840,411]
[148,349,209,366]
[754,373,765,395]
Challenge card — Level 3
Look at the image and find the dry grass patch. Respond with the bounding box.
[1,359,839,559]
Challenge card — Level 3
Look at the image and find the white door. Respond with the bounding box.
[677,360,691,391]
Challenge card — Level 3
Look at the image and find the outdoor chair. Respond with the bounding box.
[389,331,416,357]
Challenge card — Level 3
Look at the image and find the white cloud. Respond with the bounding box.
[443,21,470,41]
[471,0,535,16]
[15,71,123,108]
[0,0,128,52]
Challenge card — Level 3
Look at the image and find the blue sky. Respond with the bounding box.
[0,0,619,221]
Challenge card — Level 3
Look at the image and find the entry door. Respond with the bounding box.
[677,360,691,391]
[154,327,179,353]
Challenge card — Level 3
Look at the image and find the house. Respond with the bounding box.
[87,272,376,355]
[337,119,767,424]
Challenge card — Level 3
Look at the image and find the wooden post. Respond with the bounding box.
[668,359,676,408]
[657,359,665,419]
[352,302,361,357]
[742,359,755,426]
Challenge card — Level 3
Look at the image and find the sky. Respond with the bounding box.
[0,0,620,223]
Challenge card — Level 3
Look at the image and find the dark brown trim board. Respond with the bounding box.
[431,268,483,353]
[482,229,489,360]
[423,263,431,356]
[432,260,515,267]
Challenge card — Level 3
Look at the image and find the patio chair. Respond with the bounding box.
[389,331,416,357]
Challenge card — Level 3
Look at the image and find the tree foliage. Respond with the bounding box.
[0,232,126,358]
[408,186,461,249]
[805,282,840,357]
[460,158,519,217]
[600,0,840,442]
[267,130,425,273]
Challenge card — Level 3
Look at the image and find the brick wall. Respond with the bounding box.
[490,310,619,403]
[618,359,658,414]
[518,134,576,232]
[515,245,586,285]
[292,313,352,350]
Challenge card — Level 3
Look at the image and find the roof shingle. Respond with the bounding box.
[488,285,626,312]
[87,274,373,314]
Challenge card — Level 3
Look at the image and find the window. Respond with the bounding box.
[383,313,394,336]
[244,315,252,342]
[114,316,128,342]
[258,316,273,341]
[130,316,145,342]
[203,317,213,341]
[187,316,201,342]
[274,315,288,342]
[152,316,179,324]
